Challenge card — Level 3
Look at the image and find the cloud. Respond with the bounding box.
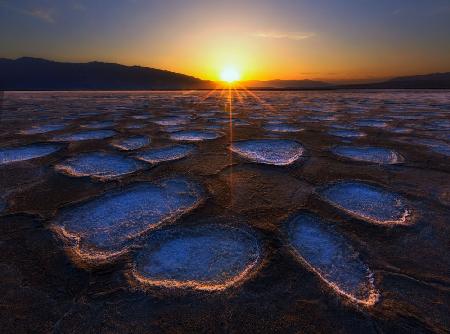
[0,1,55,23]
[72,2,86,11]
[253,31,315,41]
[27,8,55,23]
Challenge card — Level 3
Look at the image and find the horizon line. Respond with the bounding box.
[2,55,450,85]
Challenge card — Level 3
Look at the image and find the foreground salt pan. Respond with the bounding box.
[0,144,61,165]
[52,130,116,142]
[52,178,204,262]
[170,130,222,142]
[133,225,261,290]
[263,124,303,133]
[136,144,195,164]
[332,146,404,164]
[320,181,412,225]
[20,124,67,135]
[111,136,151,151]
[230,139,305,166]
[286,212,379,305]
[55,152,145,180]
[328,129,366,138]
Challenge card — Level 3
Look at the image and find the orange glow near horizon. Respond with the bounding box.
[2,1,449,83]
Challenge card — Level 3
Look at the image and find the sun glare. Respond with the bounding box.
[220,66,240,83]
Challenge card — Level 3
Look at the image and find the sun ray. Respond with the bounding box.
[233,87,244,103]
[199,88,220,102]
[237,84,277,113]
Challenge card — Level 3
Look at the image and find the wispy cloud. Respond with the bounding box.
[72,2,86,11]
[253,31,315,41]
[27,8,55,23]
[0,1,56,23]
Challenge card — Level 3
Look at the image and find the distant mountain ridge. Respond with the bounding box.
[335,72,450,89]
[1,57,449,90]
[242,79,330,89]
[0,57,214,90]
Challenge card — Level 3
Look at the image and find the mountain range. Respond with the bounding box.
[0,57,212,90]
[1,57,449,90]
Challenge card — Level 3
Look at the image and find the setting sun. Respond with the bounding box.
[220,66,240,83]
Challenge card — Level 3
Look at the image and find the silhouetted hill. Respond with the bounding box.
[335,72,450,89]
[242,79,330,89]
[1,57,449,90]
[0,57,214,90]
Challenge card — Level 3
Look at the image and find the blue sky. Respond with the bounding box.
[1,0,449,81]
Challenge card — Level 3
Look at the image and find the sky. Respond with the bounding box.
[1,0,450,82]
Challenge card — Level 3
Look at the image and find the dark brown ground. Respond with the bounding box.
[0,90,449,333]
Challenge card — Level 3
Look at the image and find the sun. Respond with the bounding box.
[220,66,241,83]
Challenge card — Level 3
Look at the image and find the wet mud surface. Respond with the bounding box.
[0,90,449,333]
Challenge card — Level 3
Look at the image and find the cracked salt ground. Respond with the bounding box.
[136,144,195,164]
[160,125,185,133]
[388,127,412,134]
[132,225,261,291]
[124,123,146,129]
[170,130,222,142]
[51,130,116,142]
[81,121,115,129]
[153,116,190,126]
[111,136,151,151]
[230,139,305,166]
[263,124,303,133]
[328,129,366,138]
[285,212,379,305]
[51,178,204,262]
[411,138,450,157]
[131,115,151,120]
[320,182,412,226]
[20,124,67,135]
[0,144,62,165]
[354,119,389,128]
[54,152,145,180]
[0,196,6,213]
[332,146,404,164]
